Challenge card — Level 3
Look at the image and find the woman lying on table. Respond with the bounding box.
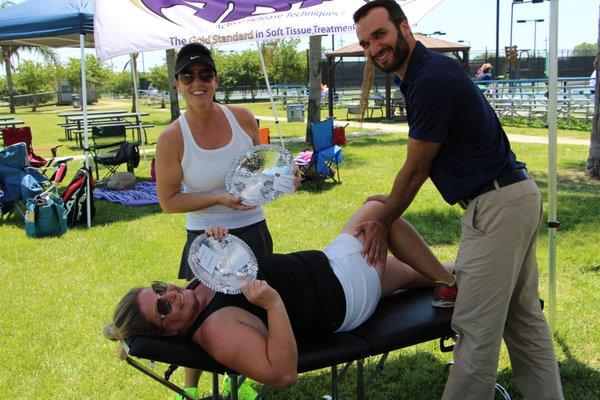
[104,201,456,387]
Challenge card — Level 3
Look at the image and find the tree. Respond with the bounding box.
[573,42,597,57]
[105,71,133,98]
[166,49,180,122]
[587,8,600,179]
[269,39,306,85]
[1,0,58,114]
[0,75,6,98]
[213,50,237,102]
[146,63,169,93]
[14,60,55,111]
[62,54,111,97]
[228,50,262,99]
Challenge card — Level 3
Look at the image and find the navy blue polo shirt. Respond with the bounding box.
[399,42,523,204]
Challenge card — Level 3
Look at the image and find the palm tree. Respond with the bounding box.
[587,6,600,179]
[0,0,59,114]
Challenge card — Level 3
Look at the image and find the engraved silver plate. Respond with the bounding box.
[225,144,294,206]
[188,233,258,294]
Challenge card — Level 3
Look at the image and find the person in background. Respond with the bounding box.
[352,1,563,399]
[155,42,274,400]
[476,63,493,81]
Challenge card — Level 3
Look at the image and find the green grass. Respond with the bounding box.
[1,99,599,399]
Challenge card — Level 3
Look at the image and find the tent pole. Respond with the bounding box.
[80,34,91,228]
[255,41,284,148]
[547,0,559,333]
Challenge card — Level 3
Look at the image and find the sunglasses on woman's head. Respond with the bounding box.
[177,69,215,85]
[151,281,171,331]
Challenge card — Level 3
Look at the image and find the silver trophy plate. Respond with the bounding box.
[188,233,258,294]
[225,144,294,206]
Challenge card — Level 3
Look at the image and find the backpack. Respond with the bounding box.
[115,142,140,173]
[61,167,95,227]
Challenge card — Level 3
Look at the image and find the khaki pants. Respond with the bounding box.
[442,179,563,400]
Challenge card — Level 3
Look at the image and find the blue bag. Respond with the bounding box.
[24,194,67,238]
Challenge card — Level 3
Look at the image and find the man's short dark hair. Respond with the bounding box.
[353,0,407,26]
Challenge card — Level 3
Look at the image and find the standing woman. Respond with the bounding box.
[155,43,272,398]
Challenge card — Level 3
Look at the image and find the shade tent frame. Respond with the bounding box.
[0,0,95,227]
[324,35,470,120]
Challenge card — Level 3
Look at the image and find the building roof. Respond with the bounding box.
[326,34,469,58]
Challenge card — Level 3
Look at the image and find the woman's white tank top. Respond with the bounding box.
[180,104,264,230]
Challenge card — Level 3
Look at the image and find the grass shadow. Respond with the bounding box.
[495,334,600,399]
[346,135,407,149]
[267,350,450,400]
[404,208,463,246]
[534,171,600,233]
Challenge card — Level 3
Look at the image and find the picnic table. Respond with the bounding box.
[342,97,386,119]
[57,109,128,140]
[60,112,153,147]
[0,119,25,128]
[0,119,25,141]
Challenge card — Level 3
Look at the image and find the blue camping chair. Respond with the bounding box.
[296,118,342,186]
[0,143,48,219]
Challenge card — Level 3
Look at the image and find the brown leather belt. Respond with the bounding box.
[458,168,531,210]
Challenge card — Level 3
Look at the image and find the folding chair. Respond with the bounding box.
[297,118,342,186]
[0,143,49,221]
[90,126,139,180]
[1,126,63,170]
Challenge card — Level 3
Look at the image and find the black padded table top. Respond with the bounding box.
[125,288,454,374]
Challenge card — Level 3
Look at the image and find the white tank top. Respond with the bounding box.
[180,104,265,230]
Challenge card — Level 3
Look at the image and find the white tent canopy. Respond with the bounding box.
[94,0,444,59]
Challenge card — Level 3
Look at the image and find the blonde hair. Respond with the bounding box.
[358,60,375,122]
[103,287,159,341]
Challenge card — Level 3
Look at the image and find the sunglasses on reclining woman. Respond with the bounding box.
[176,69,216,85]
[151,281,171,332]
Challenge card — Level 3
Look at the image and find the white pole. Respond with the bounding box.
[80,34,91,228]
[547,0,559,332]
[255,41,285,148]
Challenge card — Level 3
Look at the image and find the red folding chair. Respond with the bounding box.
[1,126,60,168]
[1,126,69,182]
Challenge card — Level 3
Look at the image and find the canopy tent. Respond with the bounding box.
[0,0,95,227]
[325,35,471,119]
[94,0,445,59]
[0,0,93,47]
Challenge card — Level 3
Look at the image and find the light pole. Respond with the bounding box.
[517,18,545,58]
[510,1,546,49]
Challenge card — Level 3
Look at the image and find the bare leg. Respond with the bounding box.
[380,256,455,297]
[387,216,454,283]
[341,201,453,284]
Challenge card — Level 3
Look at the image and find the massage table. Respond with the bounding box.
[121,288,510,400]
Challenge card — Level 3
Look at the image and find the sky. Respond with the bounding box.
[7,0,600,74]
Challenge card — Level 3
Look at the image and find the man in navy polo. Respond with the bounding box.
[353,1,563,399]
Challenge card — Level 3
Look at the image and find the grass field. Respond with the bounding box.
[1,99,599,399]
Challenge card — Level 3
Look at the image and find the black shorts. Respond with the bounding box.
[178,219,273,280]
